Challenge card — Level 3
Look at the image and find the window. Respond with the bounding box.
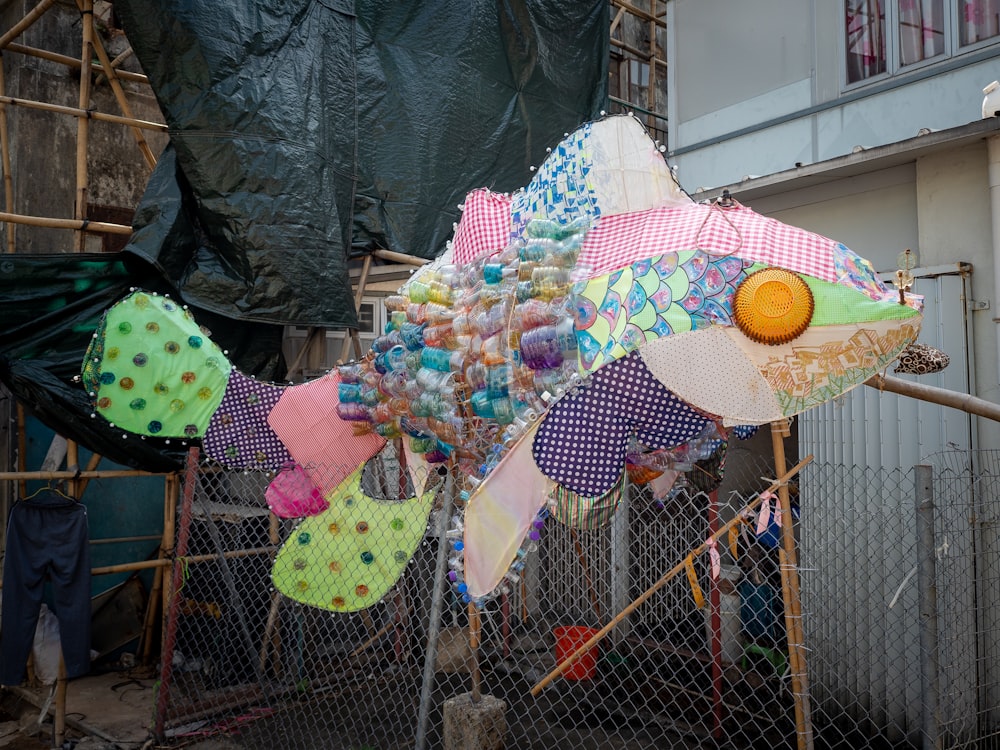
[846,0,999,84]
[961,0,1000,45]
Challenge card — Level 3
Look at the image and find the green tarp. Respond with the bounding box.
[116,0,609,327]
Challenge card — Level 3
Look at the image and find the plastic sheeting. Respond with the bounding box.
[115,0,608,327]
[0,254,285,471]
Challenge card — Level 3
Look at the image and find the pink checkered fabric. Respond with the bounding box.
[576,203,837,282]
[452,189,513,264]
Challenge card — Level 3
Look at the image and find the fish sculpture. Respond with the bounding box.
[81,115,923,610]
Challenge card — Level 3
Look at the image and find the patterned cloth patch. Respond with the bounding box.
[533,352,710,496]
[81,290,231,437]
[729,318,922,417]
[203,370,292,470]
[572,249,752,373]
[451,189,512,265]
[638,328,783,425]
[547,470,625,530]
[272,463,436,612]
[267,372,385,495]
[833,243,896,303]
[894,342,950,375]
[575,203,839,283]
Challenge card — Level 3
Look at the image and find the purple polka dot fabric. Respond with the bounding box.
[532,351,710,496]
[203,370,293,470]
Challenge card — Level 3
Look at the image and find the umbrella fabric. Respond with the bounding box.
[532,352,710,496]
[203,370,292,469]
[451,189,512,265]
[547,470,626,530]
[272,463,436,612]
[575,202,837,282]
[637,328,783,425]
[573,249,752,373]
[81,290,231,438]
[464,422,554,599]
[267,373,385,494]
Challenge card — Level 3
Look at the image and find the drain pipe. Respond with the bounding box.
[985,80,1000,392]
[986,127,1000,397]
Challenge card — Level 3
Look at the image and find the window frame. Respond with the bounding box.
[843,0,996,90]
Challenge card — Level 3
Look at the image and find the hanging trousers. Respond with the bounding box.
[0,489,91,684]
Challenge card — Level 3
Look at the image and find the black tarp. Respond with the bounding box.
[0,254,285,471]
[116,0,609,327]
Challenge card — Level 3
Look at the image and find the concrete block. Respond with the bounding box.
[442,692,506,750]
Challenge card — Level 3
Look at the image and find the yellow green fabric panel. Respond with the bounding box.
[272,464,437,612]
[82,291,231,437]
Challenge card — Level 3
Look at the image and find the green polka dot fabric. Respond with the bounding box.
[272,463,436,612]
[81,290,232,437]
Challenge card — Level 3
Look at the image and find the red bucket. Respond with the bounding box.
[553,625,600,681]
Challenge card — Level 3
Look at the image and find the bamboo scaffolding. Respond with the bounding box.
[0,210,131,235]
[530,454,814,696]
[0,0,56,49]
[6,42,149,84]
[95,45,138,85]
[78,2,157,170]
[0,469,164,480]
[771,420,814,750]
[0,61,14,254]
[74,0,94,252]
[0,95,166,131]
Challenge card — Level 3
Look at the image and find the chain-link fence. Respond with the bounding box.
[152,447,1000,749]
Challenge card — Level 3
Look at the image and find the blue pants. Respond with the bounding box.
[1,489,91,684]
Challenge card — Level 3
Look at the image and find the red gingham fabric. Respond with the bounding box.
[576,203,837,282]
[451,189,513,264]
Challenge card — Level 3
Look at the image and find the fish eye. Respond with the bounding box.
[733,268,815,345]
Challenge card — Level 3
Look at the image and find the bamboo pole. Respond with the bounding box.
[0,95,166,131]
[0,468,163,479]
[372,248,430,266]
[80,7,156,170]
[468,602,481,703]
[143,473,177,665]
[770,420,814,750]
[340,253,373,363]
[5,43,148,83]
[0,0,56,49]
[73,451,103,498]
[95,44,137,85]
[14,404,27,497]
[9,41,146,86]
[155,446,199,740]
[865,373,1000,423]
[530,455,814,696]
[74,0,94,252]
[53,656,66,748]
[0,210,131,235]
[0,60,15,254]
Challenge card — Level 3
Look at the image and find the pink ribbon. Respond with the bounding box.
[705,536,721,580]
[756,490,776,535]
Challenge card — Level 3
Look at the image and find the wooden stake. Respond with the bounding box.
[258,512,283,676]
[54,654,66,748]
[468,602,481,702]
[770,420,814,750]
[530,455,813,696]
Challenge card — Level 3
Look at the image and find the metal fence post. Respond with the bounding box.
[415,468,455,750]
[915,464,942,750]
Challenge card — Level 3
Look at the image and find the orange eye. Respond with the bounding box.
[733,268,814,345]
